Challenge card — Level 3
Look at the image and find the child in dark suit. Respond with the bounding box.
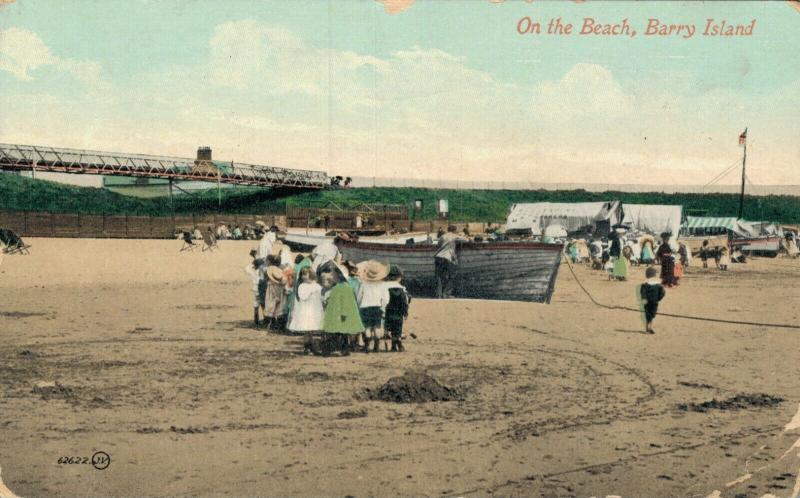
[383,265,411,352]
[639,266,666,334]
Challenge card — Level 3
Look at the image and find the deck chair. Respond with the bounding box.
[0,229,31,255]
[179,231,198,252]
[201,232,218,251]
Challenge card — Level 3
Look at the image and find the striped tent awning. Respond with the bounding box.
[685,217,737,230]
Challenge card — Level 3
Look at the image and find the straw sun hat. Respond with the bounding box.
[356,260,389,282]
[639,234,655,246]
[266,266,285,283]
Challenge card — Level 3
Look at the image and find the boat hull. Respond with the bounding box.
[338,241,564,303]
[731,236,782,255]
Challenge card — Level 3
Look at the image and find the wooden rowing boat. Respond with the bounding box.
[337,240,564,303]
[730,236,782,255]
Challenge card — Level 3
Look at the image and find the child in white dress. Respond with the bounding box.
[287,267,324,353]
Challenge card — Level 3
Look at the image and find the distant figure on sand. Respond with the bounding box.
[718,246,730,270]
[656,232,678,287]
[640,235,655,265]
[784,233,800,258]
[699,240,712,269]
[610,230,628,281]
[638,267,666,334]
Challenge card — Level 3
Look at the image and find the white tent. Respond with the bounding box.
[506,202,619,234]
[621,204,683,237]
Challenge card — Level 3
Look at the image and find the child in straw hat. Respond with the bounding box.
[264,256,287,331]
[356,260,390,353]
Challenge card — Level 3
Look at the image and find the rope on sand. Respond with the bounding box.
[562,258,800,330]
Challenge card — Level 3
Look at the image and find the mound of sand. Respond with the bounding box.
[367,371,461,403]
[677,393,784,413]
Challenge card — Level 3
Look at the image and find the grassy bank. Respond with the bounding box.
[2,173,799,223]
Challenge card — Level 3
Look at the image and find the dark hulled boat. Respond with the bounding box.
[337,240,563,303]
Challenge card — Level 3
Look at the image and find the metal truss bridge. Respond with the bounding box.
[0,143,330,190]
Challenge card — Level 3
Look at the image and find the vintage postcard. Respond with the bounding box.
[1,1,799,497]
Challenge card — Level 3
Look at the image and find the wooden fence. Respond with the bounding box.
[286,205,408,230]
[0,209,502,239]
[0,210,285,239]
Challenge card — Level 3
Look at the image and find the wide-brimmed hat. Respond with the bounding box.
[639,234,655,246]
[266,266,285,283]
[356,260,389,282]
[254,221,267,227]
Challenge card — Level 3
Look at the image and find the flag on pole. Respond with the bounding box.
[739,128,747,146]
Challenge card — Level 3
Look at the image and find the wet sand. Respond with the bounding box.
[1,238,799,497]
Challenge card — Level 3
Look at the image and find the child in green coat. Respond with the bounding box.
[321,270,364,355]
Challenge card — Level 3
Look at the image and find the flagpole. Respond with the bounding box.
[737,127,747,220]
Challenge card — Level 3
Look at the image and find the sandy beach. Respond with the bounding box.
[1,237,799,497]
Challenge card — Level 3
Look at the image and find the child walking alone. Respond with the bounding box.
[638,266,666,334]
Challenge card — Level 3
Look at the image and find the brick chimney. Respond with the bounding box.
[196,146,212,161]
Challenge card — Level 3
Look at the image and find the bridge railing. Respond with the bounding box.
[0,143,329,189]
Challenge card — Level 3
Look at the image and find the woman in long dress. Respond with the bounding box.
[287,267,324,353]
[613,246,631,280]
[656,233,678,287]
[566,241,579,263]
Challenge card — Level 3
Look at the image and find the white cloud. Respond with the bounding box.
[0,27,103,85]
[532,63,633,120]
[0,27,55,80]
[208,20,387,95]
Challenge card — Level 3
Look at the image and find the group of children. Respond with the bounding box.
[245,239,412,356]
[699,240,732,270]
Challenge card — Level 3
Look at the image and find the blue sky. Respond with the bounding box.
[1,0,798,185]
